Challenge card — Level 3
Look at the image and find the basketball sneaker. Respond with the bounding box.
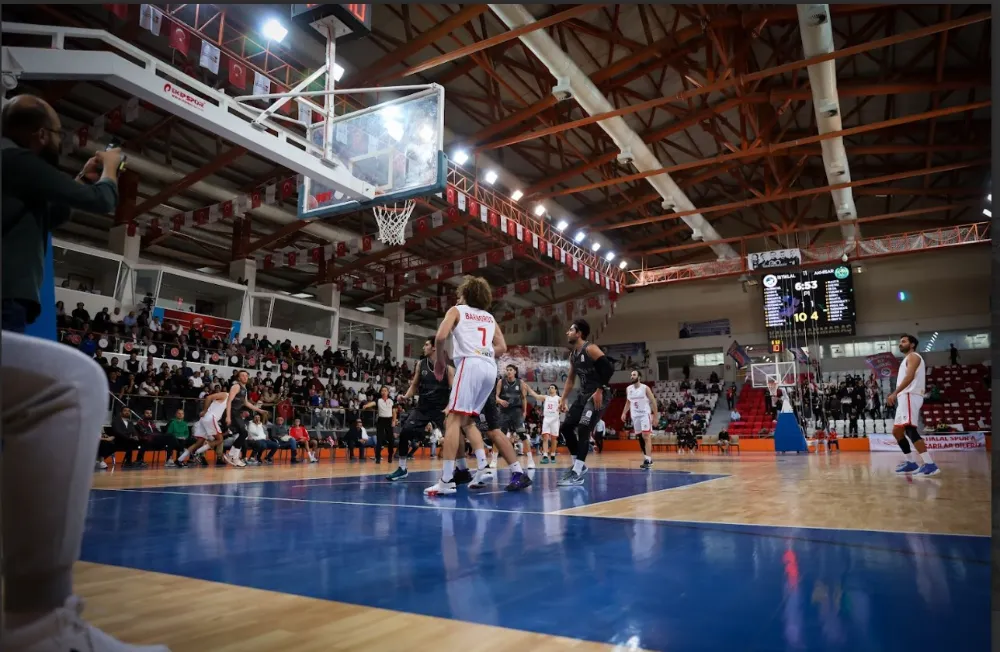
[453,468,473,485]
[557,469,586,486]
[540,455,549,464]
[639,459,653,470]
[915,463,941,477]
[386,467,408,482]
[469,467,493,489]
[894,461,920,474]
[1,595,170,652]
[424,480,457,496]
[505,472,532,492]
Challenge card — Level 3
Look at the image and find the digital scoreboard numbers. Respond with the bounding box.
[762,265,857,340]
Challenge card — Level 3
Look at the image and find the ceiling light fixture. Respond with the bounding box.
[511,189,523,201]
[261,19,288,42]
[452,150,469,165]
[484,170,498,185]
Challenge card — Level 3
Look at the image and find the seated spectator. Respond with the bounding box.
[248,414,277,464]
[730,409,741,422]
[111,407,145,468]
[164,408,193,466]
[344,418,370,460]
[290,418,317,463]
[95,428,116,470]
[71,302,90,325]
[718,430,731,455]
[136,408,183,461]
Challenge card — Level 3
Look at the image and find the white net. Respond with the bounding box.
[372,199,415,246]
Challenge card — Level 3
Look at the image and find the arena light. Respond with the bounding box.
[988,193,991,202]
[984,208,992,217]
[418,124,434,142]
[511,189,524,201]
[533,204,546,217]
[618,260,628,269]
[591,241,601,252]
[574,230,586,243]
[332,63,345,81]
[556,219,569,231]
[291,292,313,299]
[261,18,288,43]
[897,291,907,301]
[484,169,498,185]
[452,149,469,165]
[356,306,376,313]
[605,251,616,261]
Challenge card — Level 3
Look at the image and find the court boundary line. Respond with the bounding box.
[95,486,990,539]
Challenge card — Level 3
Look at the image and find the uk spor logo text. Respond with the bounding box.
[163,83,206,111]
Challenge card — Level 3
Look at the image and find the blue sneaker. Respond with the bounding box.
[505,471,533,492]
[915,463,941,477]
[895,461,920,474]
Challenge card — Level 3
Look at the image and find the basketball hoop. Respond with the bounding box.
[372,198,415,246]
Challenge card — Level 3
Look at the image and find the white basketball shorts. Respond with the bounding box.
[632,414,652,434]
[893,394,923,427]
[542,416,560,436]
[192,413,221,440]
[448,356,498,417]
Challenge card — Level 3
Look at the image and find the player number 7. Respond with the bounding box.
[477,327,487,346]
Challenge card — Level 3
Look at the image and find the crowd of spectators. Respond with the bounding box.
[55,295,415,431]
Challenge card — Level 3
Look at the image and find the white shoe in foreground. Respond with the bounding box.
[1,596,170,652]
[424,480,457,495]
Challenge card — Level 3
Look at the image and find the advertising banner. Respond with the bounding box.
[499,345,571,385]
[153,307,240,341]
[868,432,987,452]
[679,319,731,338]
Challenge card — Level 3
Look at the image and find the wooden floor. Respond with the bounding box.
[80,451,991,651]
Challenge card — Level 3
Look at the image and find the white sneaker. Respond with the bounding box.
[423,480,457,495]
[1,595,170,652]
[94,461,107,471]
[164,460,175,468]
[526,457,536,470]
[469,467,492,488]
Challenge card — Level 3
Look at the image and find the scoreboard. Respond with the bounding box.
[763,265,856,340]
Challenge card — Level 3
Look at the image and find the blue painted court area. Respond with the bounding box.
[83,468,989,652]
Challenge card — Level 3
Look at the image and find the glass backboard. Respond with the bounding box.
[299,86,445,218]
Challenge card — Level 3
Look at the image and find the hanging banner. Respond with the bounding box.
[679,318,731,338]
[152,307,241,341]
[602,342,647,371]
[727,340,751,368]
[865,352,901,379]
[747,248,802,271]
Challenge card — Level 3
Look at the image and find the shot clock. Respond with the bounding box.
[763,265,856,339]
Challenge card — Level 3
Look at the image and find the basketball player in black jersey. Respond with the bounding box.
[495,364,545,469]
[224,370,267,468]
[387,339,454,481]
[558,319,615,486]
[466,386,533,491]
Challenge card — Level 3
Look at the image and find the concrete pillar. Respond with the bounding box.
[228,258,256,334]
[383,301,404,362]
[107,224,141,310]
[317,283,341,351]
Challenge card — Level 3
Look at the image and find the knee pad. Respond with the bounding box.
[904,426,921,443]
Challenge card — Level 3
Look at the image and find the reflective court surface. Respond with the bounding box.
[83,452,990,651]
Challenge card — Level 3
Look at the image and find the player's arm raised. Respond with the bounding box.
[585,343,615,411]
[492,322,508,357]
[433,306,460,380]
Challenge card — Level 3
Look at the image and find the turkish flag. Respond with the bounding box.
[516,281,530,294]
[221,200,233,218]
[362,236,373,252]
[280,178,295,200]
[287,252,297,267]
[107,107,123,132]
[468,199,479,218]
[104,4,129,20]
[495,286,507,299]
[540,275,552,287]
[462,258,476,273]
[169,25,189,55]
[488,250,503,265]
[336,242,346,257]
[446,187,457,205]
[506,220,517,237]
[446,206,459,222]
[148,218,161,237]
[416,270,429,283]
[250,190,262,209]
[263,255,274,270]
[172,214,185,230]
[428,298,440,310]
[311,247,322,263]
[228,58,246,89]
[488,210,499,227]
[194,208,209,225]
[414,217,428,233]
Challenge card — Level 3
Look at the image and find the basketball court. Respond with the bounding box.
[0,3,993,652]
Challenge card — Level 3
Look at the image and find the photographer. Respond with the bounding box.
[2,94,121,332]
[2,96,166,650]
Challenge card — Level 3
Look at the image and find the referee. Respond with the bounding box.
[364,386,397,464]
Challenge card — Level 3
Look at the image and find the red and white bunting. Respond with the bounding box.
[432,212,444,228]
[452,260,462,275]
[477,253,487,268]
[503,246,513,261]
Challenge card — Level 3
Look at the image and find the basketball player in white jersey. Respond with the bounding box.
[887,334,940,476]
[425,276,507,496]
[621,370,659,470]
[177,390,229,467]
[539,384,563,464]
